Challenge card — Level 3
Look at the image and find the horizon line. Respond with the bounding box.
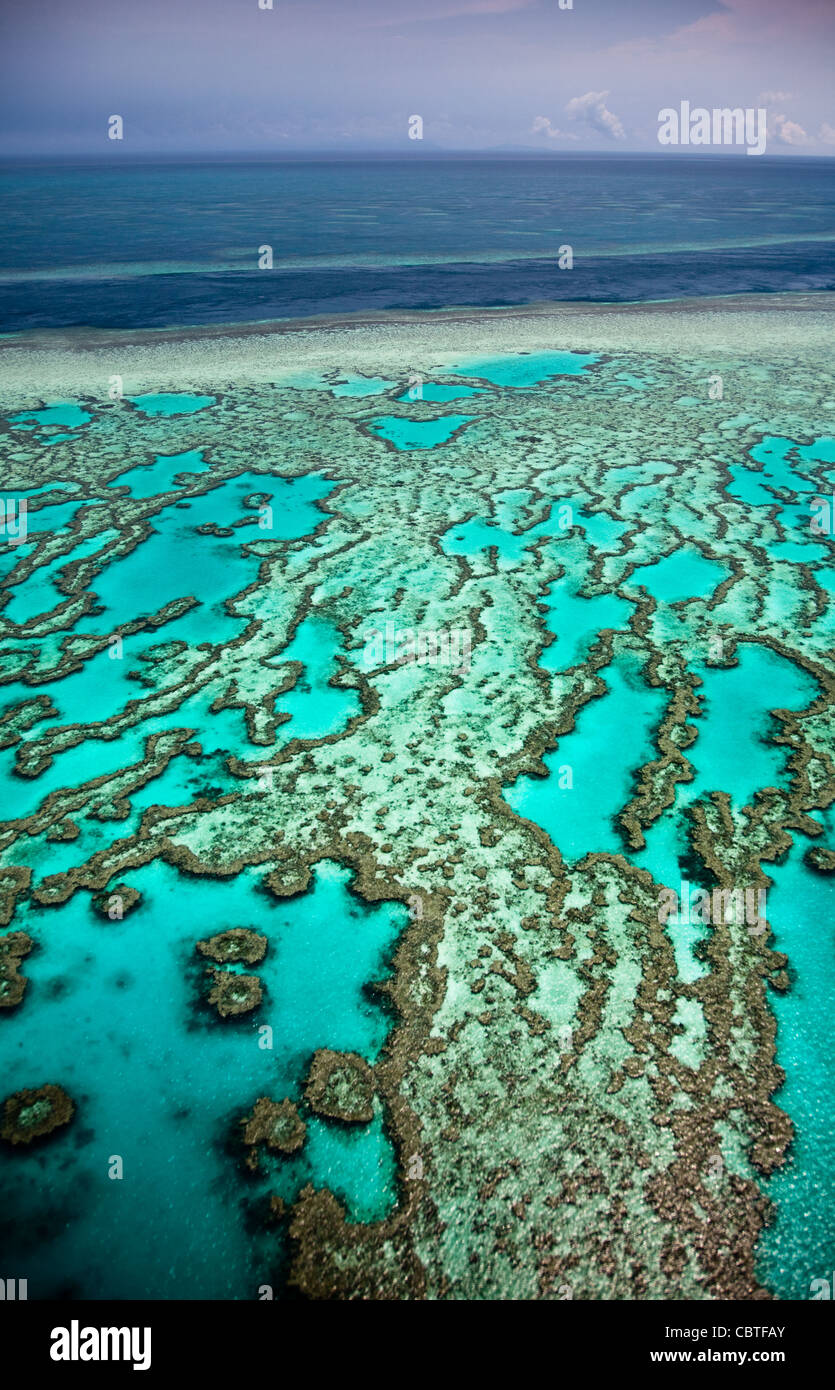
[2,148,833,163]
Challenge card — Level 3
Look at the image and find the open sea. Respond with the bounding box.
[1,155,834,329]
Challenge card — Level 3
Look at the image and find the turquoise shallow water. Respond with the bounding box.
[267,615,359,744]
[628,549,729,605]
[368,413,474,450]
[0,468,338,829]
[440,499,628,574]
[330,375,396,398]
[340,351,600,459]
[631,645,820,985]
[127,392,216,417]
[0,859,404,1298]
[73,470,333,640]
[396,382,486,403]
[446,350,600,387]
[756,822,835,1300]
[505,650,667,862]
[8,402,92,444]
[109,448,211,499]
[501,519,834,1298]
[1,470,333,634]
[540,582,632,673]
[4,529,116,625]
[0,390,411,1297]
[8,493,102,535]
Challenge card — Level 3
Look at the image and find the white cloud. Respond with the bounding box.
[818,122,835,145]
[565,90,625,141]
[531,115,579,141]
[773,113,808,144]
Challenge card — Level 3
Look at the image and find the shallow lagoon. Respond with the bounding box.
[446,349,600,387]
[505,649,667,862]
[0,859,404,1298]
[368,413,474,450]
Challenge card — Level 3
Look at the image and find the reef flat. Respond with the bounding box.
[0,296,833,1300]
[2,293,834,408]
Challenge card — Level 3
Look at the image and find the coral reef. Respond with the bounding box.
[0,930,33,1009]
[206,968,263,1018]
[1,1083,74,1145]
[305,1049,376,1125]
[197,927,267,965]
[1,301,834,1298]
[241,1097,306,1161]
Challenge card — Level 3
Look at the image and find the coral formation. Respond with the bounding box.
[206,968,263,1018]
[241,1097,306,1158]
[197,927,267,965]
[1,301,833,1298]
[0,930,33,1009]
[305,1049,376,1125]
[1,1083,74,1145]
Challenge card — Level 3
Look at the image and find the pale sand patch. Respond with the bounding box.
[1,293,834,407]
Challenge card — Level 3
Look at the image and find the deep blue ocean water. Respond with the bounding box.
[1,156,833,330]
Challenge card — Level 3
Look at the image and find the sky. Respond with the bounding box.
[1,0,833,156]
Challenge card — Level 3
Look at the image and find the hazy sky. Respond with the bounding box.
[1,0,833,155]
